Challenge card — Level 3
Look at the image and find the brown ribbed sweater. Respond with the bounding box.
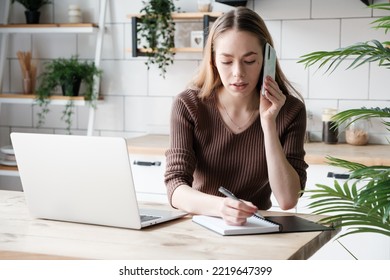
[164,89,308,210]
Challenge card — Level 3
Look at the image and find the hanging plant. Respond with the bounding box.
[35,56,102,133]
[138,0,178,78]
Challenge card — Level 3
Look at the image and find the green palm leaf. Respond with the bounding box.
[298,40,390,73]
[300,2,390,241]
[325,156,366,171]
[330,108,390,129]
[305,163,390,237]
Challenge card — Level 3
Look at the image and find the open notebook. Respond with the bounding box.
[192,214,333,236]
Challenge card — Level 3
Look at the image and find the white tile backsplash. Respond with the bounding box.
[100,60,148,96]
[1,0,389,146]
[254,0,311,20]
[280,60,309,99]
[105,0,144,23]
[77,33,97,60]
[264,20,282,54]
[369,64,390,100]
[281,19,340,58]
[79,95,125,131]
[8,34,32,58]
[312,0,371,18]
[32,34,77,59]
[341,18,389,46]
[148,60,199,97]
[0,104,33,126]
[308,61,370,100]
[124,96,172,133]
[101,24,125,60]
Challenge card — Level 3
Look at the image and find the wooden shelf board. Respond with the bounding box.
[0,165,18,171]
[0,23,98,33]
[127,12,222,20]
[0,165,19,176]
[0,94,103,105]
[127,47,203,53]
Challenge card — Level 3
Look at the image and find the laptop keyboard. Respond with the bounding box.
[140,214,161,222]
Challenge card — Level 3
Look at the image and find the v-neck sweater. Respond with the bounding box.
[164,89,308,210]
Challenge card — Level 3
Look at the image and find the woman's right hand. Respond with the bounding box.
[220,198,258,226]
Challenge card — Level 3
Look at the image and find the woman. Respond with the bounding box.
[164,7,308,226]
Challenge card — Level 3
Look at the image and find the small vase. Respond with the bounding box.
[22,78,31,94]
[25,11,41,24]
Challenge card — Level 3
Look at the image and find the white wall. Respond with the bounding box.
[1,0,390,144]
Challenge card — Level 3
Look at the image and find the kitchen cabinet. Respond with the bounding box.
[129,153,168,204]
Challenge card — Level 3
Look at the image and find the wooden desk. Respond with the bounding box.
[0,190,339,260]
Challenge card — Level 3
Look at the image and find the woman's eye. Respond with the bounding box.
[245,60,256,64]
[221,61,232,65]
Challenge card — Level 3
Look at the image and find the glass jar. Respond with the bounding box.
[345,117,369,146]
[322,108,338,144]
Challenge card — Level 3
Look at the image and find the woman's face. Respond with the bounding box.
[214,29,263,98]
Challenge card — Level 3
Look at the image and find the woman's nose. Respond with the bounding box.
[233,63,245,78]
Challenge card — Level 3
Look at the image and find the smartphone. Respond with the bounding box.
[261,43,276,96]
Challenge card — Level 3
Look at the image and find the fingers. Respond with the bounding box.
[221,198,258,226]
[263,76,285,102]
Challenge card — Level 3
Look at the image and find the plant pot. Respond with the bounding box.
[25,11,41,24]
[61,76,82,97]
[216,0,247,7]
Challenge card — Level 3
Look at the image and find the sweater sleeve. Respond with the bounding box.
[279,97,308,191]
[164,92,198,206]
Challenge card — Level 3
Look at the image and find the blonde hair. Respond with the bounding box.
[190,7,303,101]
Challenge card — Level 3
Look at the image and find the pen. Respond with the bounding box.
[218,186,265,219]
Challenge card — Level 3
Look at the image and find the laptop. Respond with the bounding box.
[10,132,187,229]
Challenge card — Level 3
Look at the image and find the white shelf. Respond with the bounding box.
[0,0,108,138]
[0,23,98,34]
[0,166,18,176]
[127,12,222,20]
[0,94,103,106]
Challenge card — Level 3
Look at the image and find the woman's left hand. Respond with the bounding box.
[260,76,286,122]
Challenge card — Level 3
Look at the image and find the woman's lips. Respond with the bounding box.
[230,82,248,90]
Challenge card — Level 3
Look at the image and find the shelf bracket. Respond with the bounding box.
[131,17,138,57]
[203,15,219,47]
[131,16,150,57]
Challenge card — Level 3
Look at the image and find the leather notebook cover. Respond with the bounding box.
[265,215,333,233]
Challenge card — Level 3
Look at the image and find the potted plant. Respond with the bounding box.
[11,0,52,24]
[216,0,247,7]
[298,3,390,241]
[36,56,102,133]
[137,0,178,78]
